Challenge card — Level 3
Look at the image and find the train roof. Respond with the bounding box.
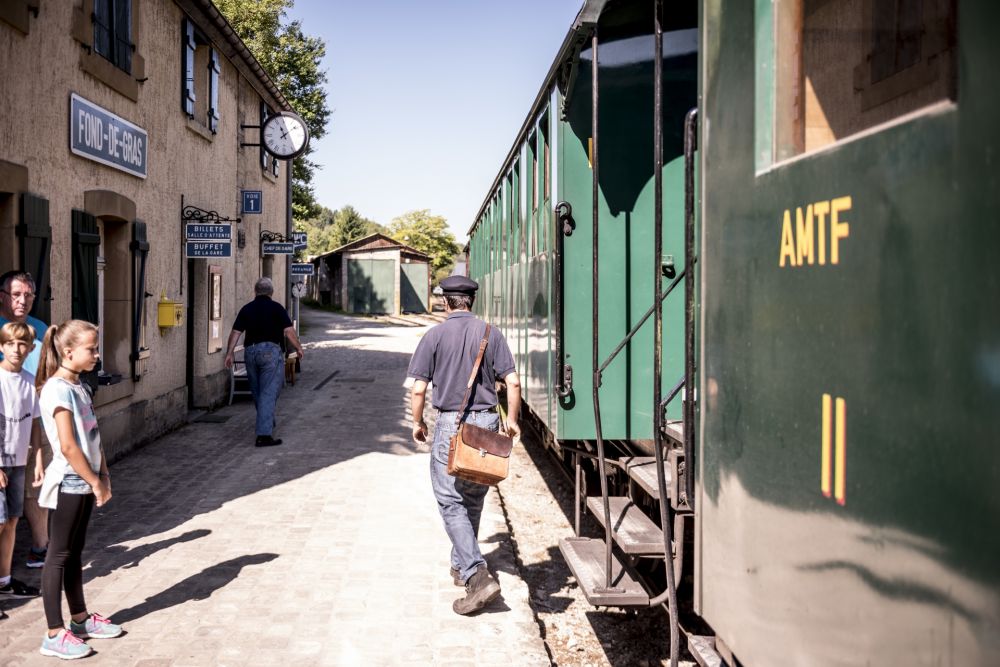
[467,0,610,237]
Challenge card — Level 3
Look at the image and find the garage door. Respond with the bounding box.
[347,258,395,314]
[400,262,429,313]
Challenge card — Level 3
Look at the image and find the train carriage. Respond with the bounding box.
[466,1,1000,665]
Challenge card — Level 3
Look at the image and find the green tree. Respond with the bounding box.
[388,210,460,281]
[296,205,383,257]
[216,0,330,220]
[329,205,382,249]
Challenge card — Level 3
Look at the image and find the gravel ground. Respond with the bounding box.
[497,422,696,667]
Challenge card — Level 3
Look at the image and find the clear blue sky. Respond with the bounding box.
[285,0,584,242]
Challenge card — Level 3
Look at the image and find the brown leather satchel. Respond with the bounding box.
[446,324,514,485]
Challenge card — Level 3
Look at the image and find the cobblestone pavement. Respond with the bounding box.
[0,306,549,666]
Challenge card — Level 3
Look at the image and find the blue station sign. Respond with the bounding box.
[186,223,232,241]
[70,93,147,179]
[242,190,262,214]
[262,242,295,255]
[291,263,315,276]
[291,231,307,250]
[186,242,232,258]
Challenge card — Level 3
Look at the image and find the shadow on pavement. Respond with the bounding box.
[8,305,429,620]
[111,553,279,625]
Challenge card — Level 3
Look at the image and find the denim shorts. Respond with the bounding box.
[0,465,26,522]
[60,472,94,495]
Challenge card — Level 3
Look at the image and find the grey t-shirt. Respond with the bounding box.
[407,312,516,412]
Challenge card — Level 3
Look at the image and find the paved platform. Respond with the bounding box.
[0,307,549,666]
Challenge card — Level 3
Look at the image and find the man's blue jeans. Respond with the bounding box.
[430,409,500,584]
[244,342,283,437]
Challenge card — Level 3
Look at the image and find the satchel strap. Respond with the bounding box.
[454,324,491,429]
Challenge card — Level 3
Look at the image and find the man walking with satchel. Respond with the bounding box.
[408,275,521,615]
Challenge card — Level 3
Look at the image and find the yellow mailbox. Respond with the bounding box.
[157,296,184,328]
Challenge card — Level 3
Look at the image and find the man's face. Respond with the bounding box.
[1,279,35,320]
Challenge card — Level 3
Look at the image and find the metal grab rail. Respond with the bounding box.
[554,200,575,399]
[652,4,680,665]
[683,106,699,511]
[588,30,620,595]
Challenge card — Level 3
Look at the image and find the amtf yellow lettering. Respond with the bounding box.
[778,196,852,269]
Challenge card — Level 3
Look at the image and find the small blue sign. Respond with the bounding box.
[187,242,232,258]
[262,242,295,255]
[291,231,307,250]
[291,263,315,276]
[186,223,232,241]
[242,190,262,214]
[70,93,147,179]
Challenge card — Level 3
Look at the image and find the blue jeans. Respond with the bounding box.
[245,342,283,437]
[430,409,500,584]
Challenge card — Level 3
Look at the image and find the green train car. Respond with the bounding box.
[467,1,1000,666]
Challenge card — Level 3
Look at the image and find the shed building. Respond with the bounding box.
[310,234,430,315]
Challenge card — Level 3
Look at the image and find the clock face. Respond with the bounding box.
[291,281,307,298]
[262,112,309,159]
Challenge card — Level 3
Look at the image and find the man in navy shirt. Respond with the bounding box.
[408,275,521,615]
[224,277,304,447]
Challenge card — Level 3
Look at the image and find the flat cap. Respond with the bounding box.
[439,275,479,296]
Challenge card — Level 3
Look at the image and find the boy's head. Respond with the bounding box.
[0,321,36,371]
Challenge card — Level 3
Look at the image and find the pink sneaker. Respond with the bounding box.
[69,612,123,639]
[39,629,93,660]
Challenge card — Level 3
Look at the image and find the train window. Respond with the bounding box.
[541,115,551,255]
[512,161,521,263]
[527,135,538,256]
[756,0,956,170]
[506,174,515,266]
[499,191,507,268]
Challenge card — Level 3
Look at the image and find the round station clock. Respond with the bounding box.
[291,281,308,299]
[261,111,310,160]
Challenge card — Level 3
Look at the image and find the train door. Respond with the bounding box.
[699,2,999,665]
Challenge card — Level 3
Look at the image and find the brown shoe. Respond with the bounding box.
[449,567,462,587]
[452,566,501,615]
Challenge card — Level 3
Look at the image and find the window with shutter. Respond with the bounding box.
[272,154,280,177]
[260,102,271,171]
[17,193,52,324]
[208,48,221,133]
[183,19,196,117]
[130,219,150,379]
[93,0,132,74]
[71,210,100,325]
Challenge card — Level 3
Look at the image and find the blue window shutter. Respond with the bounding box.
[208,47,221,133]
[71,210,100,325]
[260,102,270,170]
[17,193,52,324]
[183,20,196,118]
[130,219,150,380]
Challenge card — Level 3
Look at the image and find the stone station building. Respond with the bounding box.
[0,0,296,459]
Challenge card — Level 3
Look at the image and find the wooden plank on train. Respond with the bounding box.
[585,496,666,555]
[558,537,649,606]
[623,457,672,501]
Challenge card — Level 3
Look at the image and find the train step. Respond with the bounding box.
[686,633,724,667]
[623,457,673,501]
[559,537,650,606]
[585,496,667,555]
[663,419,684,446]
